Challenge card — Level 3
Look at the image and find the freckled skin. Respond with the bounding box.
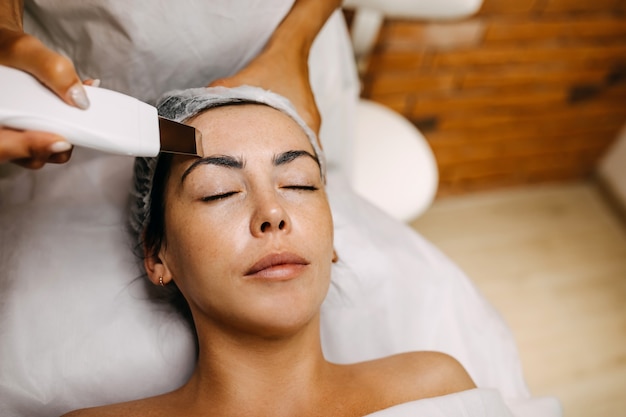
[159,104,334,339]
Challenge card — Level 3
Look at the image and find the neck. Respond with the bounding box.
[181,315,333,415]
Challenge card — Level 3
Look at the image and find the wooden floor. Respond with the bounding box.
[410,181,626,417]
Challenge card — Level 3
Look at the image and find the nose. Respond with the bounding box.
[250,190,291,237]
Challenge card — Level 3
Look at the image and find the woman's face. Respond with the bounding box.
[150,104,334,338]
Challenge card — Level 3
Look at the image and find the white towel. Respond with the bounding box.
[364,389,561,417]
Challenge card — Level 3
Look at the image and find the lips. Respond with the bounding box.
[245,252,309,278]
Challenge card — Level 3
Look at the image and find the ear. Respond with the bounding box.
[332,249,339,263]
[144,245,174,286]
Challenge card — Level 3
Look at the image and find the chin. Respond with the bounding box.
[241,298,321,338]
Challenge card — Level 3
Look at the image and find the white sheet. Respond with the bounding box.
[0,155,560,416]
[365,389,514,417]
[365,389,561,417]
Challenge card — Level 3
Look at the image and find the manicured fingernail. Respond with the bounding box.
[49,141,73,153]
[90,78,101,88]
[68,83,90,109]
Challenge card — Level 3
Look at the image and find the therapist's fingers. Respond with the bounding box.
[83,78,101,87]
[0,28,89,109]
[211,69,321,137]
[0,127,73,169]
[209,52,322,140]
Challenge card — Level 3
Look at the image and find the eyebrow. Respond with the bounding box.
[180,149,320,184]
[181,155,244,183]
[273,150,320,168]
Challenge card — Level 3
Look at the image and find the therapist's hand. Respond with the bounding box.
[0,27,88,168]
[0,129,73,168]
[209,47,321,139]
[209,0,342,144]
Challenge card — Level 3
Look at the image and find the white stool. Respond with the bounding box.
[344,0,482,221]
[351,99,438,222]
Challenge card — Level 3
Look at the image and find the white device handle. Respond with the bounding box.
[0,65,160,156]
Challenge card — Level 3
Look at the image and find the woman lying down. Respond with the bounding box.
[63,86,514,417]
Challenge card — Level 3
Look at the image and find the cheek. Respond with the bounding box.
[298,198,334,255]
[163,203,243,279]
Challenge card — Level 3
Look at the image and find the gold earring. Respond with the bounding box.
[159,276,164,287]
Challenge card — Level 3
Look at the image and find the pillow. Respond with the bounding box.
[0,147,533,416]
[0,150,195,416]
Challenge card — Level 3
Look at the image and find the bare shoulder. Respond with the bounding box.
[61,403,148,417]
[62,408,106,417]
[60,394,175,417]
[406,351,476,394]
[360,351,476,400]
[62,405,126,417]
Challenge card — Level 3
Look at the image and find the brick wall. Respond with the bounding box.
[358,0,626,196]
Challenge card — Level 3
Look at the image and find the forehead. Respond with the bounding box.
[187,103,314,155]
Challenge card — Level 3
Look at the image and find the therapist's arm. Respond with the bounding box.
[0,0,85,167]
[210,0,343,138]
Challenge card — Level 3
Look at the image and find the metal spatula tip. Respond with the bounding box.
[158,117,203,157]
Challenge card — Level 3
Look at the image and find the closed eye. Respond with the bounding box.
[282,185,319,191]
[201,191,239,202]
